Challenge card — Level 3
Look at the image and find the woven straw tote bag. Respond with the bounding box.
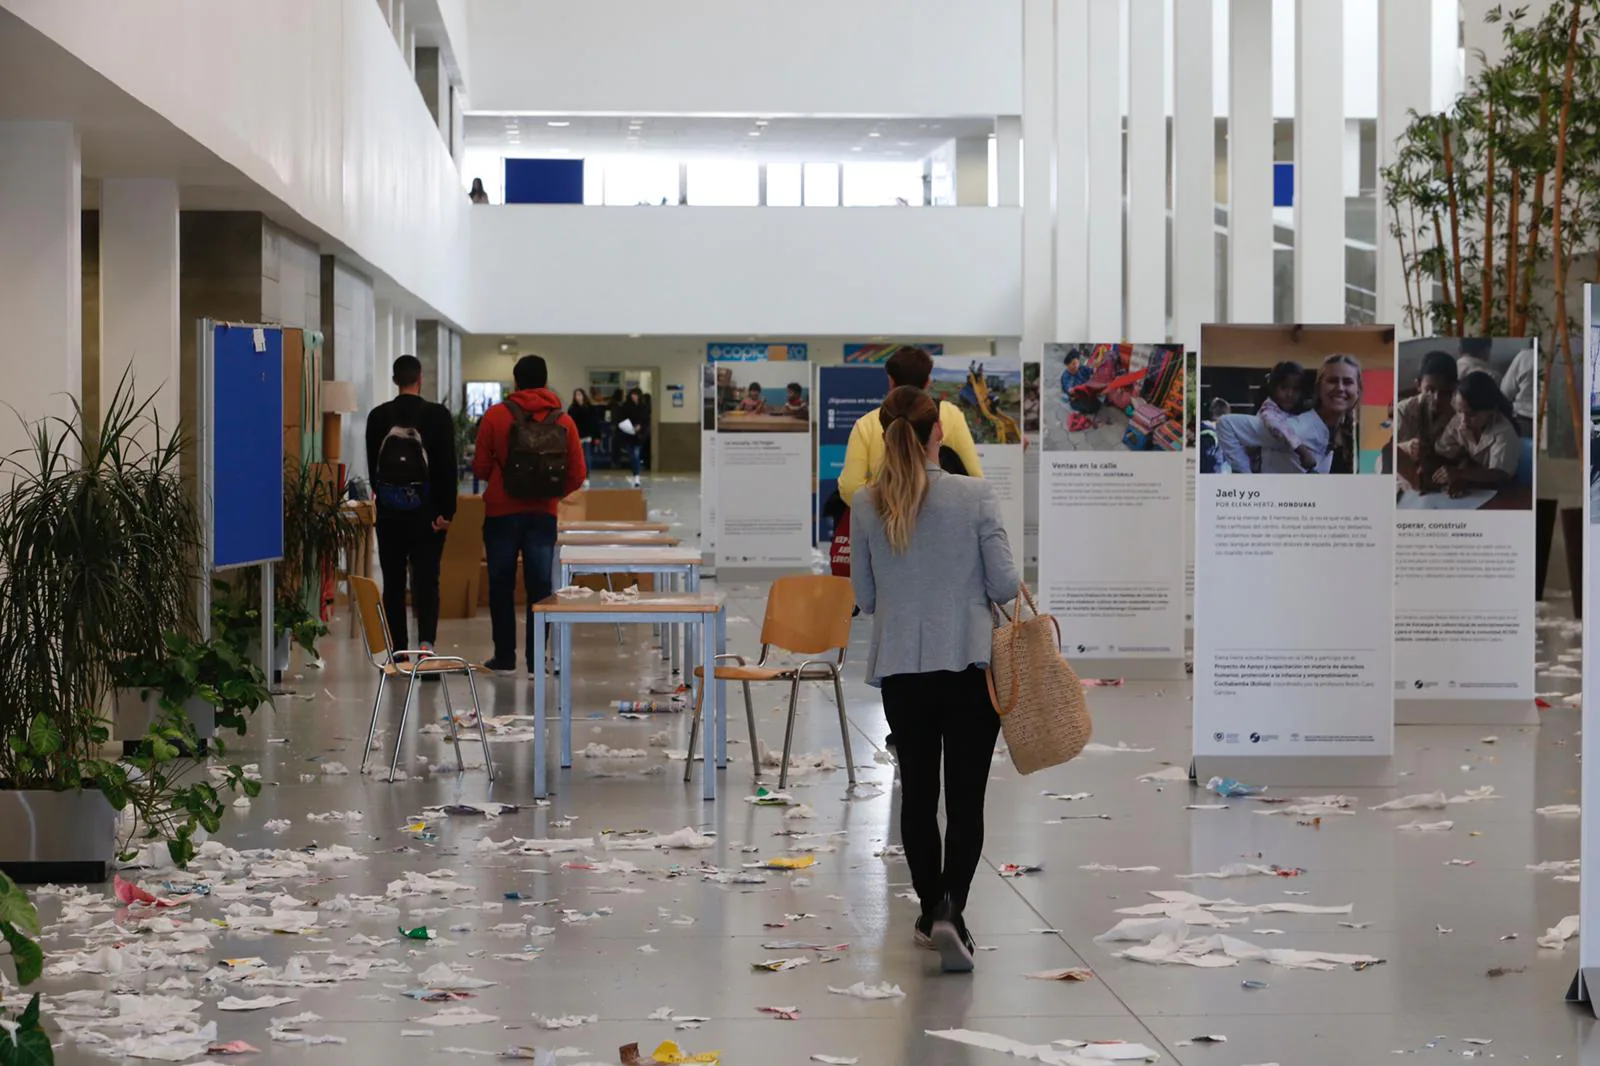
[984,583,1092,775]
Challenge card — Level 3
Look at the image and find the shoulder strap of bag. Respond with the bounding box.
[506,400,529,426]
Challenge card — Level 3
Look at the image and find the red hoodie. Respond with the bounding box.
[472,388,588,517]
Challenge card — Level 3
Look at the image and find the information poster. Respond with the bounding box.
[700,363,717,570]
[1578,283,1600,1009]
[713,359,812,567]
[1023,362,1041,577]
[1038,343,1186,660]
[929,353,1025,554]
[1394,338,1538,720]
[815,366,886,544]
[1184,352,1197,638]
[1193,325,1397,782]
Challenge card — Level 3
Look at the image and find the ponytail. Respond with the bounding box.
[873,386,940,554]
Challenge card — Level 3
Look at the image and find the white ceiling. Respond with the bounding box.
[462,114,995,163]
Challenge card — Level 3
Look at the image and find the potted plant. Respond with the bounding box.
[110,630,272,749]
[0,871,49,1065]
[0,377,259,882]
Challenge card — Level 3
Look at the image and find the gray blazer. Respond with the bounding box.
[851,467,1020,686]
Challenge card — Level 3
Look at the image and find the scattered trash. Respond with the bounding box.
[1023,969,1094,981]
[752,958,810,972]
[999,863,1043,877]
[1537,914,1580,949]
[1082,741,1153,753]
[1241,980,1269,989]
[534,1014,597,1030]
[1176,1035,1227,1046]
[1080,864,1160,874]
[756,1006,801,1020]
[810,1057,859,1065]
[1486,965,1527,978]
[1397,820,1453,832]
[827,982,905,999]
[1536,804,1581,816]
[1137,766,1189,783]
[1206,776,1266,798]
[619,1040,720,1065]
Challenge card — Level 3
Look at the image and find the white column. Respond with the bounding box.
[1378,0,1433,336]
[392,0,406,51]
[1052,0,1088,342]
[1085,0,1123,340]
[100,179,180,432]
[1229,0,1275,324]
[1022,0,1055,359]
[955,135,990,207]
[0,123,81,461]
[995,116,1022,208]
[1295,0,1346,323]
[1126,0,1167,340]
[1172,0,1216,344]
[374,301,396,404]
[757,164,768,206]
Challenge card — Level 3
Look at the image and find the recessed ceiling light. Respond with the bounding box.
[747,131,761,137]
[547,120,570,127]
[755,119,770,126]
[850,146,863,152]
[867,131,882,138]
[549,147,570,154]
[896,141,914,147]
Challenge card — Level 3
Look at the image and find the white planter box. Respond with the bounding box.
[112,689,214,742]
[0,789,118,882]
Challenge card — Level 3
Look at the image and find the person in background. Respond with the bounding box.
[1500,345,1537,438]
[783,382,809,420]
[469,178,489,205]
[1395,349,1459,475]
[617,386,649,489]
[1428,370,1522,498]
[472,355,588,674]
[850,386,1019,973]
[567,388,600,487]
[737,382,767,414]
[365,355,458,661]
[640,392,654,470]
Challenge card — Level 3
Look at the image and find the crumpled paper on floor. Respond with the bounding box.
[1096,919,1380,971]
[1537,915,1580,950]
[826,982,904,999]
[925,1029,1159,1065]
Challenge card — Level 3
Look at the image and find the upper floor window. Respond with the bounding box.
[686,163,759,206]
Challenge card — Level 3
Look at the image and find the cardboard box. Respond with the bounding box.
[439,495,486,619]
[561,488,647,522]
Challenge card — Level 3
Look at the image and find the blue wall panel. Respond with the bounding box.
[505,158,585,204]
[212,324,285,568]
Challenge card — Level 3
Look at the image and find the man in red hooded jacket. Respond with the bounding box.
[473,354,587,673]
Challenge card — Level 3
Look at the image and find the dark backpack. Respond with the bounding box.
[375,422,429,511]
[502,403,568,499]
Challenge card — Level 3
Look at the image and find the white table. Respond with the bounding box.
[531,591,727,801]
[558,545,704,675]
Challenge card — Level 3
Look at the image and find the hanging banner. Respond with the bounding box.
[1577,284,1600,1009]
[1037,343,1186,662]
[1193,325,1397,784]
[706,342,808,362]
[843,342,944,364]
[714,360,812,567]
[1023,361,1041,577]
[815,366,887,544]
[929,353,1025,553]
[1393,338,1538,722]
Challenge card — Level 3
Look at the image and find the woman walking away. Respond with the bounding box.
[851,386,1019,973]
[567,388,599,486]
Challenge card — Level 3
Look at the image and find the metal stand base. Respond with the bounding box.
[1395,698,1541,727]
[1190,754,1395,788]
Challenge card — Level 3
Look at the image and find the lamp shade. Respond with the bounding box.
[320,381,359,414]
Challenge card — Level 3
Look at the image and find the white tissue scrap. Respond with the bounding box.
[556,585,596,597]
[1369,792,1447,811]
[1137,766,1189,783]
[599,586,642,604]
[1538,915,1580,950]
[827,982,906,1000]
[582,743,649,759]
[602,827,715,851]
[1537,805,1582,816]
[1397,819,1454,832]
[1095,918,1379,971]
[534,1014,598,1030]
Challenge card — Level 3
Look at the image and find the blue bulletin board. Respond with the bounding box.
[209,323,285,569]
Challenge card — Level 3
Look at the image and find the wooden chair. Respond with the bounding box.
[686,575,857,790]
[350,575,496,782]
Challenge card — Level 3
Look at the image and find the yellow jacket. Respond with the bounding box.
[838,400,983,506]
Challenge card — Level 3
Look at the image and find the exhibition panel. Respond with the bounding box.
[1578,284,1600,1011]
[710,352,813,569]
[1038,342,1187,673]
[1193,324,1398,786]
[1394,337,1539,725]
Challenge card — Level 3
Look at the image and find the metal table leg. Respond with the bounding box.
[716,606,728,769]
[700,609,716,802]
[559,620,573,768]
[533,616,547,799]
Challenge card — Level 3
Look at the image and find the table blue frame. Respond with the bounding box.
[531,600,726,800]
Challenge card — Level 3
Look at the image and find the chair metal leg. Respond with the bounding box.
[359,673,387,776]
[440,673,466,774]
[388,670,422,781]
[830,666,857,787]
[742,682,759,782]
[684,671,706,784]
[606,573,625,645]
[466,668,496,781]
[778,677,802,791]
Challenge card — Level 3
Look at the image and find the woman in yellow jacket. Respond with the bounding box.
[837,349,983,506]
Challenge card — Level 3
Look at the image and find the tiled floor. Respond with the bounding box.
[35,471,1594,1065]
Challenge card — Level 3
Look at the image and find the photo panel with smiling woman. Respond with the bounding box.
[1196,325,1395,476]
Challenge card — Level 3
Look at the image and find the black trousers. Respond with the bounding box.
[881,665,1001,916]
[376,511,446,652]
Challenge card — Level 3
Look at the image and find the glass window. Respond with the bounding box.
[803,164,840,207]
[582,159,604,205]
[686,162,759,206]
[603,159,679,206]
[461,147,504,203]
[766,163,803,206]
[842,162,925,207]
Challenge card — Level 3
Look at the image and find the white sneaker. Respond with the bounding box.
[582,478,591,489]
[630,476,642,488]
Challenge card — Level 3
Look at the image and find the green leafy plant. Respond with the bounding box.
[110,631,271,737]
[1382,1,1600,449]
[0,872,48,1066]
[273,597,329,658]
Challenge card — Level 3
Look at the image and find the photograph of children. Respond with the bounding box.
[1197,325,1394,475]
[714,364,811,433]
[1394,338,1534,510]
[1041,343,1185,453]
[926,357,1023,443]
[1023,362,1041,434]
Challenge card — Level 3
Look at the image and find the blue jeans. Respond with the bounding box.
[483,511,558,666]
[627,441,642,477]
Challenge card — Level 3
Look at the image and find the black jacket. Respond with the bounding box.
[567,402,601,439]
[365,394,458,520]
[618,399,648,438]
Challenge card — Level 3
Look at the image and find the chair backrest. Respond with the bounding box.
[759,575,855,657]
[349,575,393,660]
[582,489,648,521]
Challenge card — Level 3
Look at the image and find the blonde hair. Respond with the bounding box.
[1316,353,1364,471]
[874,386,939,554]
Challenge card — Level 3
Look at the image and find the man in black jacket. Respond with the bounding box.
[365,355,458,658]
